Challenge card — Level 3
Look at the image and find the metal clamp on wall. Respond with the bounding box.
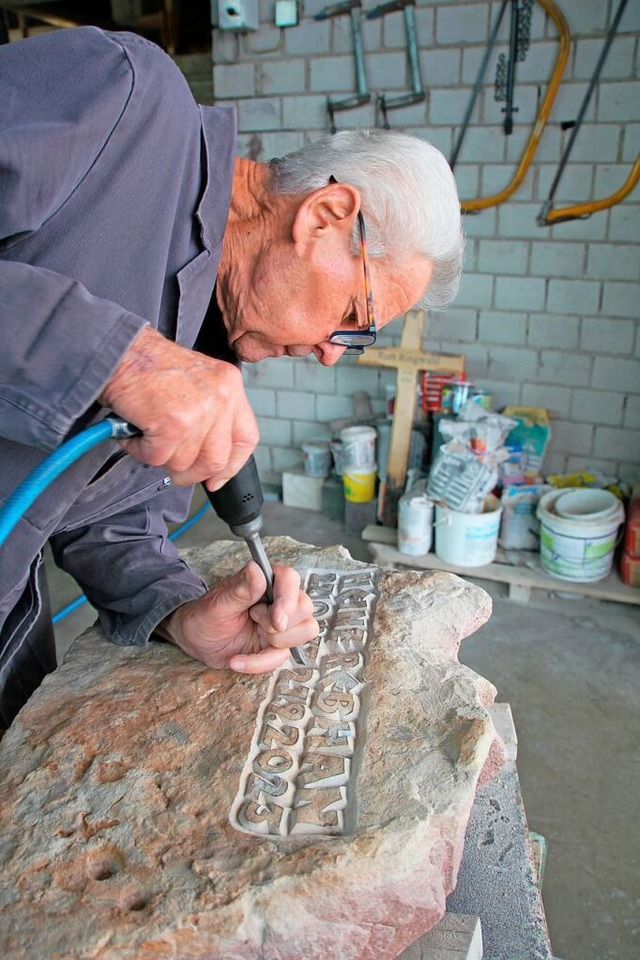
[315,0,370,133]
[366,0,424,129]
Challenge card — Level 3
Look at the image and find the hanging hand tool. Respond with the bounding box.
[315,0,370,133]
[366,0,425,129]
[493,0,533,135]
[494,0,519,134]
[537,0,635,225]
[460,0,570,213]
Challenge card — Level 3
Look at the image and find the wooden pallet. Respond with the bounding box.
[361,525,640,605]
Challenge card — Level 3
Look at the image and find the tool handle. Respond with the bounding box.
[203,455,264,530]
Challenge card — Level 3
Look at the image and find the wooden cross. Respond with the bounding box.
[357,309,465,523]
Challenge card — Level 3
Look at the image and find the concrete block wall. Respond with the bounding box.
[209,0,640,486]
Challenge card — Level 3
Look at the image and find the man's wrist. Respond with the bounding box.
[98,323,155,408]
[154,606,181,644]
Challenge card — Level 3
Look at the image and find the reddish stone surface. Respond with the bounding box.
[0,540,503,959]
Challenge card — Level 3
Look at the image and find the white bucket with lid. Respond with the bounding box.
[340,425,377,469]
[537,487,625,582]
[434,495,503,567]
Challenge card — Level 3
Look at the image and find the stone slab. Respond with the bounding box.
[0,538,505,960]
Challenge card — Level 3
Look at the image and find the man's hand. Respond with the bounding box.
[156,562,318,673]
[99,326,259,490]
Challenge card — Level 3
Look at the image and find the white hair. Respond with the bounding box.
[269,128,464,310]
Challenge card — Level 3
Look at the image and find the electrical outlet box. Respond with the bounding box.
[215,0,259,31]
[275,0,298,27]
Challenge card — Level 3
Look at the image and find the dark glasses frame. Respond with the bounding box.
[327,176,377,356]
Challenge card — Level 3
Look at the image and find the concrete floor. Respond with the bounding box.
[48,492,640,960]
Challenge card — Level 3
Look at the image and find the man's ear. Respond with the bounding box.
[291,182,360,246]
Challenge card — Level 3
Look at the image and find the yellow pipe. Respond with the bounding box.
[543,154,640,223]
[461,0,571,213]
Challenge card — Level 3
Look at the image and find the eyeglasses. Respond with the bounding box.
[327,176,377,356]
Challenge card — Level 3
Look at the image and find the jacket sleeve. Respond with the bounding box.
[0,28,151,449]
[0,261,148,450]
[49,484,208,646]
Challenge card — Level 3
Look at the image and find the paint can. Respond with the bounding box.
[398,488,434,555]
[434,495,503,567]
[301,439,332,479]
[340,425,377,469]
[537,487,624,582]
[343,463,377,503]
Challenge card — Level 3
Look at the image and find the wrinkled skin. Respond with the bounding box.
[155,561,318,674]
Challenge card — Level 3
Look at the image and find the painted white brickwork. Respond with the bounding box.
[208,0,640,485]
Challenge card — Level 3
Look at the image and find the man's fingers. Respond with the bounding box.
[212,562,267,617]
[268,564,307,632]
[229,646,291,675]
[263,618,319,651]
[101,328,261,488]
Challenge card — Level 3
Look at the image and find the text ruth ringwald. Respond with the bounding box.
[230,569,379,837]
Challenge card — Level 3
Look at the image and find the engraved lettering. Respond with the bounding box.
[254,748,294,775]
[298,753,350,789]
[237,798,286,835]
[289,785,346,835]
[245,771,289,800]
[230,569,379,837]
[315,688,357,720]
[257,723,300,750]
[266,700,307,723]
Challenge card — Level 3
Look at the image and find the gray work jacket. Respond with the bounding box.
[0,28,237,646]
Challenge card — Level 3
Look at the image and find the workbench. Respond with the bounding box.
[362,524,640,606]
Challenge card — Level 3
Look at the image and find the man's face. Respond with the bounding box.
[223,227,432,366]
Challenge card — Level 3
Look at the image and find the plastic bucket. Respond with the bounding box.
[302,440,332,478]
[434,495,503,567]
[343,464,377,503]
[340,426,377,469]
[398,491,434,556]
[537,487,625,582]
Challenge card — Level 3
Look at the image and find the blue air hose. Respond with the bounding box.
[0,416,211,623]
[0,418,139,547]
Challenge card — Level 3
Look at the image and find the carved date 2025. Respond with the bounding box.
[230,569,379,837]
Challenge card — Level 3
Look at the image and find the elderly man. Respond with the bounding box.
[0,27,463,726]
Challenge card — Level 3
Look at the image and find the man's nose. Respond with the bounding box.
[314,342,347,366]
